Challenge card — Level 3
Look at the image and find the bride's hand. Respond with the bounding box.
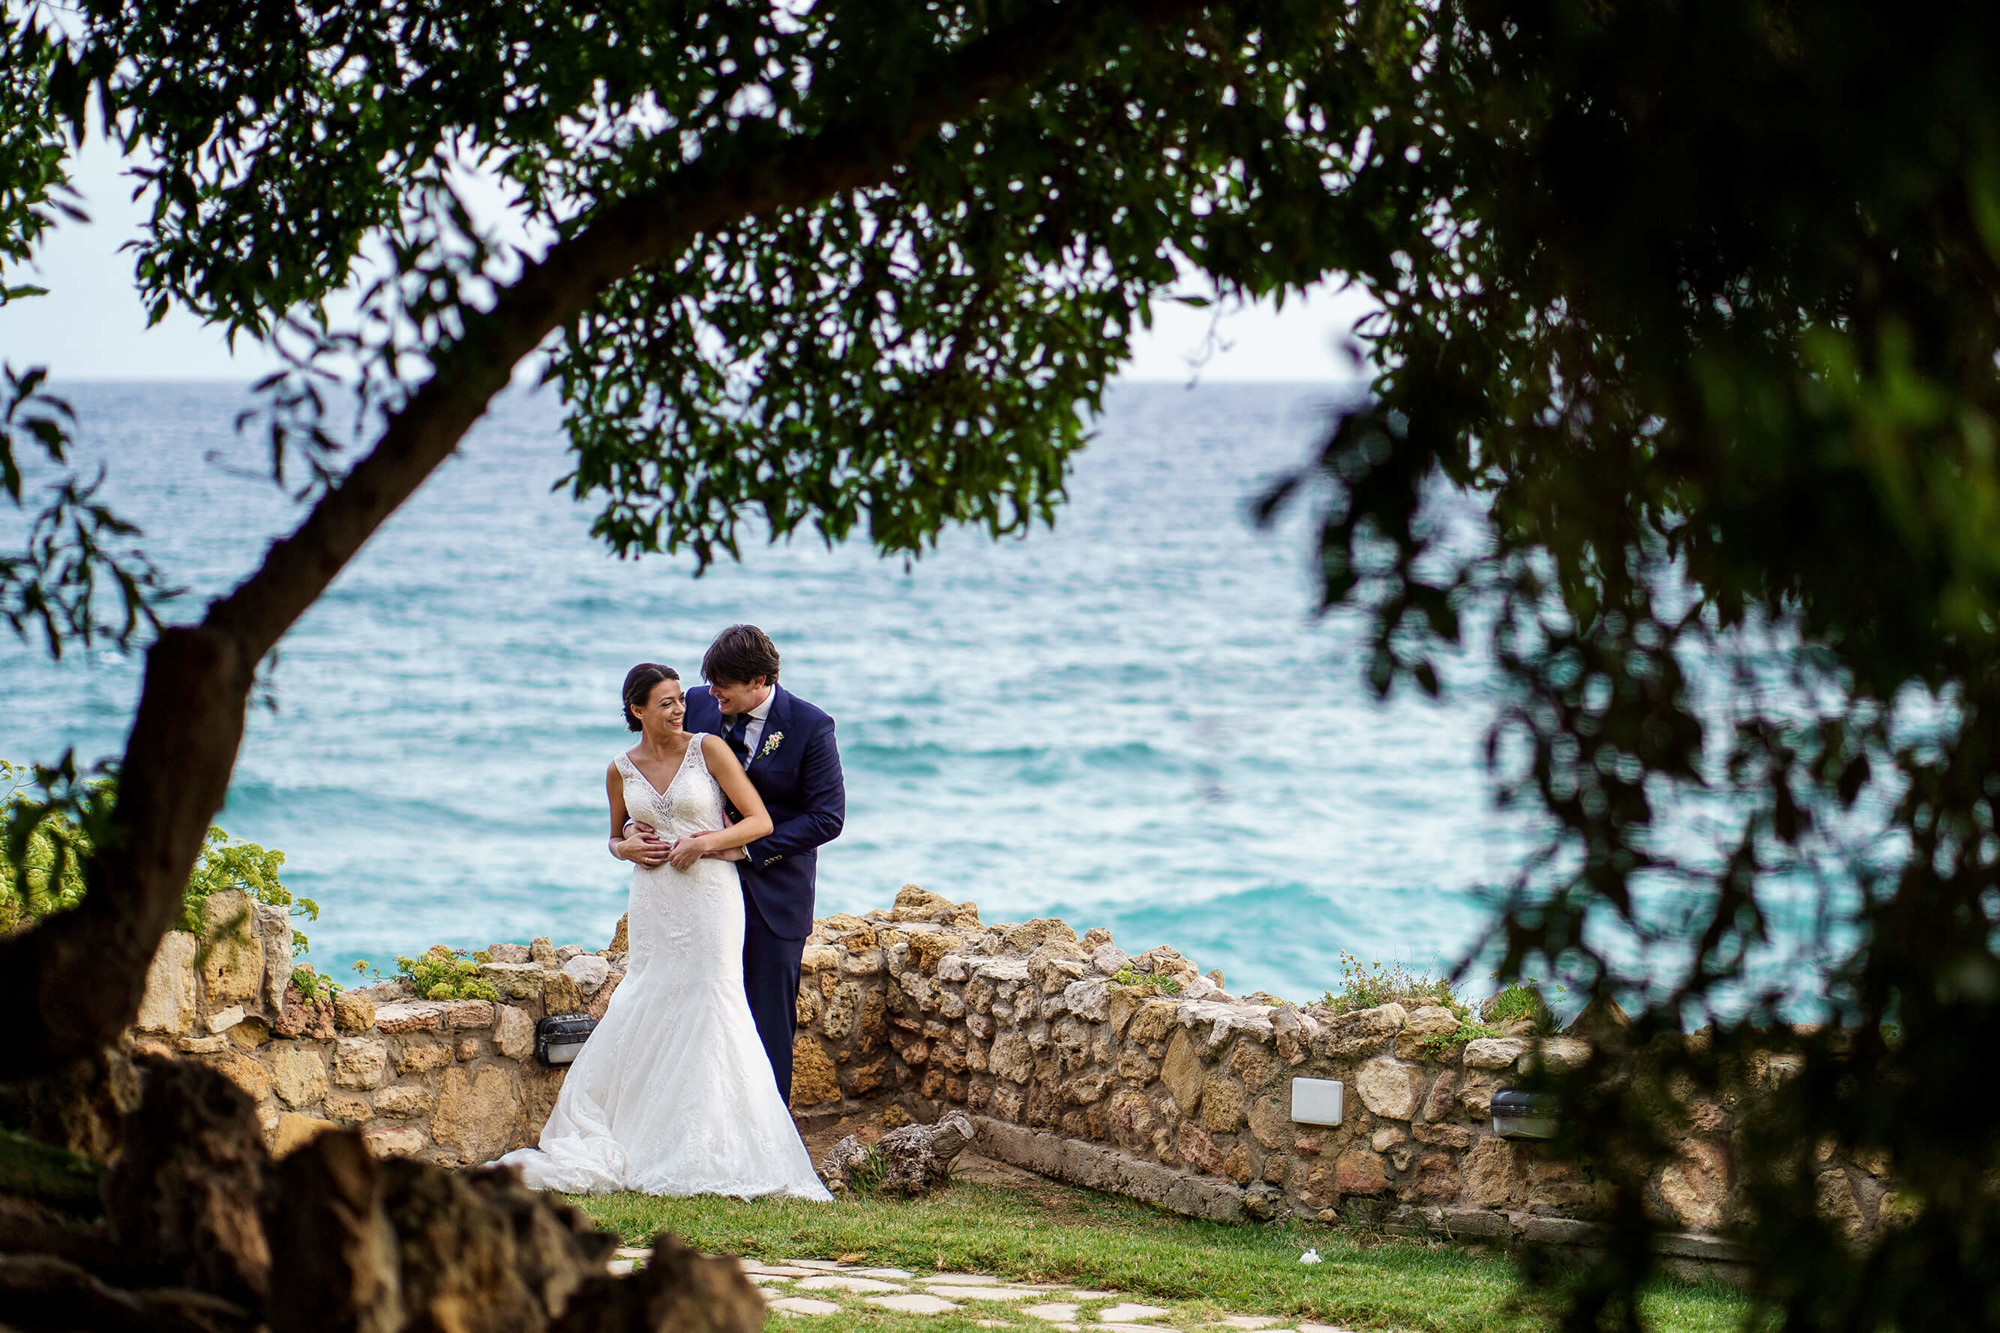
[616,829,672,868]
[665,833,710,871]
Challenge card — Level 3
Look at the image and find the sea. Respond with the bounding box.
[2,380,1535,1002]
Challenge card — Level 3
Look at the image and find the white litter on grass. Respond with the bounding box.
[1298,1248,1323,1265]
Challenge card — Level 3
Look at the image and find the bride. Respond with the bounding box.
[497,662,831,1200]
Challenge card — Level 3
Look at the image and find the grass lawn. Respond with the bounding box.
[572,1177,1755,1333]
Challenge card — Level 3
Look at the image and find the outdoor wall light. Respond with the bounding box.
[1289,1077,1344,1126]
[1490,1087,1559,1140]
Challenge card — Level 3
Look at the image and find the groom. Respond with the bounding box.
[678,625,845,1104]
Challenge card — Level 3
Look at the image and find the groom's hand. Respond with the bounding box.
[666,833,710,871]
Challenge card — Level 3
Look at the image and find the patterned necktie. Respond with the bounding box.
[725,713,751,765]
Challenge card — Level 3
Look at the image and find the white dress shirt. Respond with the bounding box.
[732,688,775,767]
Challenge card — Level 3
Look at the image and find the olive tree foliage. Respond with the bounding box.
[1256,0,2000,1326]
[0,0,1416,1073]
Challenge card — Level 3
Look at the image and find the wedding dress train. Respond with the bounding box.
[496,741,830,1199]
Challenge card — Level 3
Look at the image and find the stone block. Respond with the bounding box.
[801,944,841,974]
[1456,1072,1504,1116]
[430,1064,518,1163]
[988,1030,1034,1084]
[1247,1094,1290,1150]
[842,949,886,977]
[374,1084,435,1117]
[324,1090,373,1123]
[1176,1121,1228,1174]
[543,970,585,1015]
[790,1034,841,1107]
[1463,1135,1522,1208]
[1530,1036,1592,1071]
[1406,1152,1459,1203]
[910,931,962,975]
[1333,1148,1389,1194]
[199,1047,272,1102]
[199,889,265,1007]
[477,962,545,1000]
[487,943,531,964]
[1463,1037,1529,1070]
[333,991,376,1034]
[374,1001,447,1034]
[561,954,611,996]
[1161,1029,1204,1114]
[256,902,294,1013]
[891,883,960,920]
[443,1000,495,1029]
[529,936,557,965]
[364,1126,427,1159]
[1004,918,1079,951]
[1659,1140,1730,1232]
[272,1112,339,1157]
[138,931,200,1034]
[1093,943,1132,976]
[1316,1003,1408,1058]
[330,1036,389,1089]
[1202,1073,1246,1133]
[396,1040,454,1074]
[269,1044,329,1109]
[1395,1005,1463,1060]
[207,1004,247,1034]
[1063,978,1111,1021]
[1355,1056,1424,1120]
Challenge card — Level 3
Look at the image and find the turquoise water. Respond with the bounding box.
[2,381,1529,1000]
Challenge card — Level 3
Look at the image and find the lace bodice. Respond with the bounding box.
[616,741,726,841]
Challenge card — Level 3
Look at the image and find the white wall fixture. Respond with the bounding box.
[1289,1076,1344,1126]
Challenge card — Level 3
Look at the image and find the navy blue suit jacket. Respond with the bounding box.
[682,683,845,942]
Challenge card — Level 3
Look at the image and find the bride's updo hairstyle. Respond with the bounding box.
[621,663,680,731]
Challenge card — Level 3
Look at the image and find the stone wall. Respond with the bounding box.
[130,888,628,1166]
[129,884,1888,1272]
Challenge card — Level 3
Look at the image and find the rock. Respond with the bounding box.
[200,889,267,1008]
[104,1055,272,1304]
[200,1046,273,1102]
[586,971,622,1021]
[608,914,629,952]
[325,1091,374,1124]
[488,942,532,964]
[840,949,885,977]
[374,1001,448,1035]
[790,1035,841,1107]
[909,930,962,975]
[1003,918,1079,951]
[1247,1095,1290,1150]
[429,1064,519,1163]
[1316,1003,1409,1058]
[270,1044,331,1109]
[478,962,546,1001]
[441,999,495,1029]
[1355,1056,1424,1120]
[529,936,557,966]
[891,883,960,921]
[555,1229,763,1333]
[1395,1005,1463,1060]
[257,902,294,1013]
[1177,1121,1228,1174]
[801,944,841,974]
[1333,1147,1389,1195]
[491,1004,534,1062]
[1456,1072,1505,1116]
[273,1110,340,1156]
[363,1126,428,1158]
[374,1084,436,1118]
[138,931,200,1034]
[553,943,582,963]
[988,1031,1034,1084]
[1658,1140,1731,1231]
[333,1037,390,1089]
[334,991,378,1034]
[543,970,585,1015]
[972,956,1031,984]
[1125,998,1180,1044]
[207,1003,248,1033]
[1407,1152,1460,1203]
[1161,1029,1205,1113]
[1463,1136,1522,1207]
[264,1129,405,1333]
[1530,1036,1592,1071]
[1463,1037,1529,1070]
[1063,978,1111,1021]
[820,1111,973,1195]
[1201,1073,1246,1133]
[397,1040,454,1074]
[561,954,611,996]
[1564,995,1631,1045]
[1093,943,1133,976]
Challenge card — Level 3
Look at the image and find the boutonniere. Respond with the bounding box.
[759,730,784,758]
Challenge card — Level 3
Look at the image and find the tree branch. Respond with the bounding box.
[2,0,1200,1075]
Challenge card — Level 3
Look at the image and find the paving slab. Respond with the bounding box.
[926,1273,1005,1285]
[1222,1320,1282,1330]
[1098,1304,1171,1322]
[855,1267,916,1279]
[746,1274,793,1287]
[768,1297,842,1316]
[929,1285,1040,1301]
[742,1264,820,1277]
[1065,1290,1122,1300]
[796,1274,906,1293]
[1024,1302,1080,1321]
[606,1258,636,1276]
[867,1293,964,1314]
[614,1246,650,1259]
[786,1259,847,1270]
[1097,1324,1181,1333]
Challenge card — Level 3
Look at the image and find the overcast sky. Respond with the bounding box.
[0,135,1374,384]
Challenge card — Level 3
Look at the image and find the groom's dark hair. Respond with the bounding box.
[703,624,781,685]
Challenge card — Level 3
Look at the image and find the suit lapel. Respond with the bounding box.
[746,685,791,775]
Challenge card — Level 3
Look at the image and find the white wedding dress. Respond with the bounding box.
[496,740,831,1200]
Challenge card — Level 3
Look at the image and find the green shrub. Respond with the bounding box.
[290,964,341,1003]
[1321,951,1470,1019]
[1482,980,1558,1034]
[393,947,499,1002]
[1110,965,1181,996]
[1,759,315,953]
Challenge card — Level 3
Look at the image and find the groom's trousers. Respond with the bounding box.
[742,892,805,1103]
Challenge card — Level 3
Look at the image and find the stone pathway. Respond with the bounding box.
[606,1249,1360,1332]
